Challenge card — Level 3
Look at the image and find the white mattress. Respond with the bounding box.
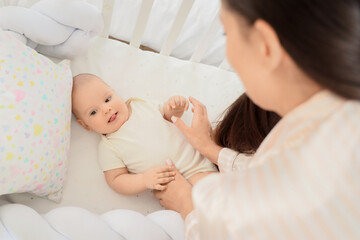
[3,37,244,215]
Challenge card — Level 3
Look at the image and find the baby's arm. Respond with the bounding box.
[163,96,189,121]
[104,166,176,195]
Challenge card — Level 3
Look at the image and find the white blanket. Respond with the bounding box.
[0,0,103,59]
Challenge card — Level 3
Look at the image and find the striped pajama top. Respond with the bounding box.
[185,90,360,239]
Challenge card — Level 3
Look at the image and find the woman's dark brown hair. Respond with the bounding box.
[224,0,360,99]
[214,93,280,153]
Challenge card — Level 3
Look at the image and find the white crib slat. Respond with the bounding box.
[190,10,221,63]
[130,0,155,49]
[160,0,194,56]
[0,0,8,7]
[101,0,115,38]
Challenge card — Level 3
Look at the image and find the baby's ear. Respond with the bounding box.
[76,118,91,131]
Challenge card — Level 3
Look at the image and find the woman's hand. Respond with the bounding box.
[171,96,222,164]
[163,95,189,121]
[142,166,176,191]
[153,160,194,219]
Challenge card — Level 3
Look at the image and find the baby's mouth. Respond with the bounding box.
[108,112,118,123]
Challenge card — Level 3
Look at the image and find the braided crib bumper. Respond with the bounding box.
[0,0,103,59]
[0,203,184,240]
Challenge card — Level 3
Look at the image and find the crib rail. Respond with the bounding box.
[101,0,115,38]
[0,0,8,7]
[190,10,221,63]
[159,0,194,56]
[102,0,228,69]
[1,0,230,70]
[129,0,154,48]
[0,0,6,7]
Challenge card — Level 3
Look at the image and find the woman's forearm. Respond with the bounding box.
[198,140,223,165]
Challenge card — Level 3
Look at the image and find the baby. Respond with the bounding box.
[71,73,217,195]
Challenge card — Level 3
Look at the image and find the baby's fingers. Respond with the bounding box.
[169,97,177,109]
[184,99,189,111]
[175,96,181,107]
[170,96,187,109]
[158,171,176,177]
[164,102,172,111]
[156,166,174,173]
[178,97,186,109]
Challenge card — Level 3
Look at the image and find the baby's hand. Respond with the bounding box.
[142,166,176,191]
[164,96,189,120]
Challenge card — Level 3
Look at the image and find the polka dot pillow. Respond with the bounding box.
[0,31,72,202]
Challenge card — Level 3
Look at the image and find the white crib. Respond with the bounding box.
[0,0,244,239]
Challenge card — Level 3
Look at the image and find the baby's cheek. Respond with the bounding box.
[86,117,98,129]
[95,117,105,127]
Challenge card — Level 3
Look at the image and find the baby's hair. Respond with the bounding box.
[71,73,108,117]
[72,73,106,92]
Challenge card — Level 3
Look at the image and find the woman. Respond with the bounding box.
[155,0,360,239]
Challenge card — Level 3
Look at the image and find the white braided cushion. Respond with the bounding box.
[0,0,103,59]
[0,203,184,240]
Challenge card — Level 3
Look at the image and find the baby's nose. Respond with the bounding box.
[103,105,112,114]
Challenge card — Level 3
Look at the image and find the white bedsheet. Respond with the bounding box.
[2,37,244,215]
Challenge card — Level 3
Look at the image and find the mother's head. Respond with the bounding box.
[221,0,360,116]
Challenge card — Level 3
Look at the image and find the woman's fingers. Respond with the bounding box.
[189,96,205,108]
[153,168,193,216]
[158,177,175,184]
[171,117,191,136]
[189,96,207,116]
[154,184,167,191]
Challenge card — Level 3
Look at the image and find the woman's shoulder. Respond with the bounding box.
[255,91,360,160]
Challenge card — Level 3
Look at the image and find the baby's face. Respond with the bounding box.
[72,77,129,134]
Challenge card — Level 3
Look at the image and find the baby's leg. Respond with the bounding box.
[187,171,217,185]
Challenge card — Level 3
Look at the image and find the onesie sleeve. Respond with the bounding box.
[98,136,126,171]
[147,99,165,116]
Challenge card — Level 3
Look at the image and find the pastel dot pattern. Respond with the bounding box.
[0,31,72,202]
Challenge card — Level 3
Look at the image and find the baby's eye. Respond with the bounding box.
[105,96,111,103]
[90,110,97,116]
